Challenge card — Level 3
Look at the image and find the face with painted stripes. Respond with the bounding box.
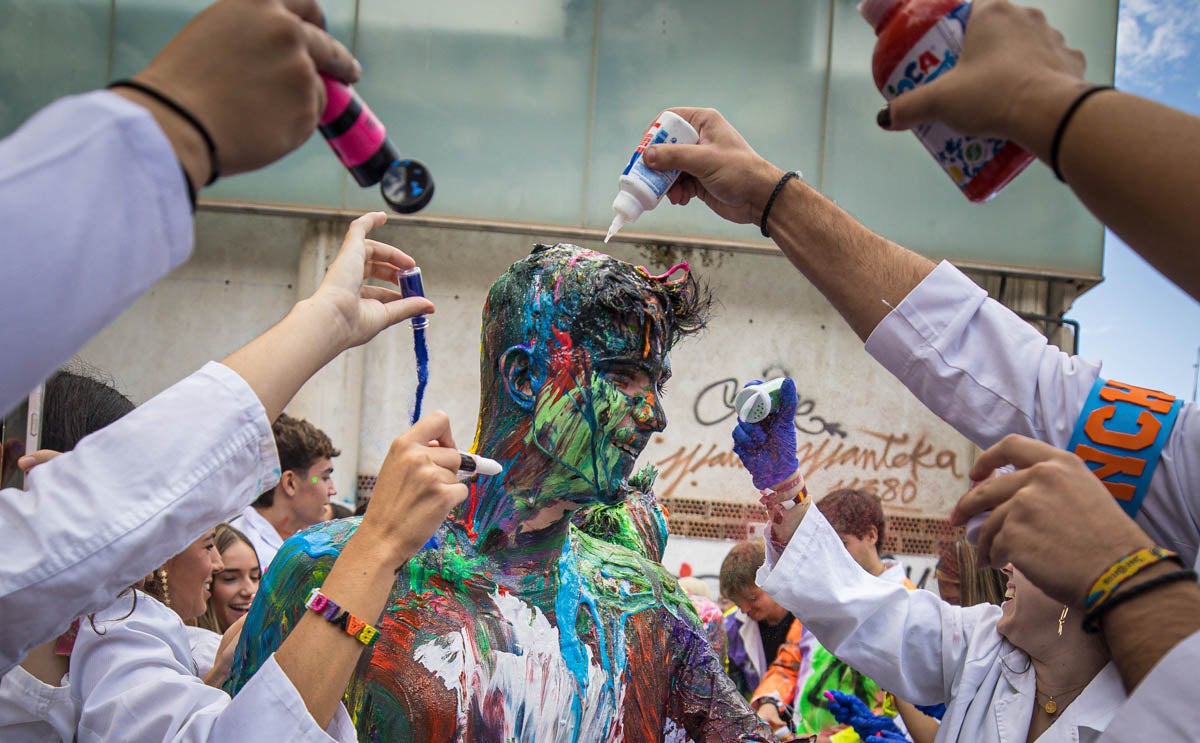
[525,302,671,507]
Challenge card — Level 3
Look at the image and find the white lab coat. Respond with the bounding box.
[71,590,355,743]
[0,665,74,742]
[864,260,1200,740]
[0,90,192,417]
[758,506,1127,742]
[0,362,281,675]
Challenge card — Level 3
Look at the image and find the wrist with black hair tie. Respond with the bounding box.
[760,170,802,238]
[108,78,220,210]
[1049,84,1114,183]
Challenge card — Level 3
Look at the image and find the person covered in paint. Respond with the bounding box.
[227,244,774,742]
[231,414,341,572]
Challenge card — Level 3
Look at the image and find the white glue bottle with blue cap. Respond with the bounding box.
[606,111,699,243]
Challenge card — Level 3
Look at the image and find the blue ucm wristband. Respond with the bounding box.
[1066,378,1182,518]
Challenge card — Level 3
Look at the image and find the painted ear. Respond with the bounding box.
[499,346,537,410]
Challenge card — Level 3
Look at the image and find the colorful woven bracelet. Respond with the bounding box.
[305,588,380,647]
[1082,568,1197,634]
[1084,546,1182,612]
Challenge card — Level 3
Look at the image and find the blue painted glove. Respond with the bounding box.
[823,690,905,740]
[914,702,946,720]
[732,378,799,490]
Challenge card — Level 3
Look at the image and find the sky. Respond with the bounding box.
[1067,0,1200,400]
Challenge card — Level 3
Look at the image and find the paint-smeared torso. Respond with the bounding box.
[228,518,770,743]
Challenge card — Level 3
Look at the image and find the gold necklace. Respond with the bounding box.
[1034,681,1089,715]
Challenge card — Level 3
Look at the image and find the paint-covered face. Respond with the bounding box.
[526,302,672,506]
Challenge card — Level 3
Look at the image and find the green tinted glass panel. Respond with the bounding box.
[0,0,111,138]
[822,0,1115,276]
[347,0,596,223]
[584,0,832,241]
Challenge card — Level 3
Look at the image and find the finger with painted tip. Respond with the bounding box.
[456,451,503,477]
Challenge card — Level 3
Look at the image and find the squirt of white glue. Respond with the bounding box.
[606,111,700,243]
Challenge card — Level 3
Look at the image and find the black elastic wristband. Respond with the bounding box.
[1050,85,1113,183]
[108,79,220,188]
[1082,568,1197,634]
[760,171,801,238]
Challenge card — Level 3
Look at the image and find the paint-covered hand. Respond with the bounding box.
[119,0,360,185]
[732,378,799,490]
[824,690,904,740]
[881,0,1087,160]
[355,411,469,569]
[642,108,784,226]
[951,434,1154,607]
[310,212,436,350]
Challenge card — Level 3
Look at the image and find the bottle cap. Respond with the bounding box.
[858,0,900,29]
[381,159,435,214]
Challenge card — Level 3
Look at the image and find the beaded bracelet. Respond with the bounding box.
[1082,569,1197,634]
[1084,546,1182,612]
[305,588,380,647]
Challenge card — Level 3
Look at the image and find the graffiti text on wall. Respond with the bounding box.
[653,428,963,503]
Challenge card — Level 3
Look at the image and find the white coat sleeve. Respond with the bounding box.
[71,595,355,743]
[757,506,1000,706]
[863,260,1200,565]
[0,90,193,416]
[1096,630,1200,741]
[0,362,280,676]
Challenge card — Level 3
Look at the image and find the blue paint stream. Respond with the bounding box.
[412,325,429,424]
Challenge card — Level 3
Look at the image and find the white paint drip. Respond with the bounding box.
[414,590,627,742]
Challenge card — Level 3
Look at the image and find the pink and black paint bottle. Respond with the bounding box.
[318,75,435,214]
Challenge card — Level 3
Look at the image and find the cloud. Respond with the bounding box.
[1117,0,1200,93]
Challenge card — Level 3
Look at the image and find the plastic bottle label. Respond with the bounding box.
[622,120,682,197]
[881,2,1006,188]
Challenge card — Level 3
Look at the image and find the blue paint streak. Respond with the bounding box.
[412,325,429,425]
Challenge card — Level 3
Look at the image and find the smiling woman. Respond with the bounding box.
[195,524,262,635]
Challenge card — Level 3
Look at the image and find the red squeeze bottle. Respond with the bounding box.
[860,0,1035,202]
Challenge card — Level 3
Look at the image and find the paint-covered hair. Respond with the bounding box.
[719,539,765,602]
[817,488,886,553]
[479,244,711,409]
